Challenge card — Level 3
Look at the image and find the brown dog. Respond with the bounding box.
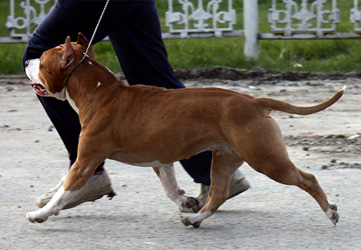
[25,33,343,228]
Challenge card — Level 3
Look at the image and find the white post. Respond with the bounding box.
[244,0,259,59]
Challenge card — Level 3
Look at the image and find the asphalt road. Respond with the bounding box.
[1,77,361,250]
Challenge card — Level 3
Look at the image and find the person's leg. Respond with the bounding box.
[107,1,250,205]
[23,0,138,168]
[23,0,107,169]
[107,1,214,184]
[22,0,137,208]
[25,0,212,184]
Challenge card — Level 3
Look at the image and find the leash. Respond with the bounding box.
[78,0,110,65]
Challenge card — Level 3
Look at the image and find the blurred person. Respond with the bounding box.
[22,0,250,210]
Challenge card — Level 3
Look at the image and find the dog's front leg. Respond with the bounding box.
[153,166,201,213]
[26,183,81,223]
[26,150,101,223]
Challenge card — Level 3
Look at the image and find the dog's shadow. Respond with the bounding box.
[195,208,308,231]
[32,213,127,233]
[32,208,316,233]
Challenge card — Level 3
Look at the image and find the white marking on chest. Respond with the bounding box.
[66,89,79,113]
[52,87,67,101]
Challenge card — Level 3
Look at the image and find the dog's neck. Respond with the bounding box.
[65,57,125,119]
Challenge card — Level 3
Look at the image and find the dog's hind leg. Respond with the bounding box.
[293,167,339,225]
[234,117,339,225]
[181,151,243,228]
[255,158,339,225]
[244,139,339,225]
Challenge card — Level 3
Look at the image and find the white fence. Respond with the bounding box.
[3,0,361,59]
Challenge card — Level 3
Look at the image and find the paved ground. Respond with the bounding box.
[1,75,361,249]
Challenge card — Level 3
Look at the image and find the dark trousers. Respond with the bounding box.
[22,0,212,184]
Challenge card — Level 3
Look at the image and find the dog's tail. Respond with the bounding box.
[254,86,346,115]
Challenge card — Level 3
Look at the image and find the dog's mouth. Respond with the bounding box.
[30,81,49,97]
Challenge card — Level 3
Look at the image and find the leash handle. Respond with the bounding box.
[80,0,110,64]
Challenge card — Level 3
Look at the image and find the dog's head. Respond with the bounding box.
[25,33,94,100]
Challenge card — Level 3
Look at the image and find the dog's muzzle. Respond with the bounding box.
[29,81,49,97]
[25,59,50,97]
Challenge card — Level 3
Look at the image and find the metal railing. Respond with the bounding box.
[2,0,361,59]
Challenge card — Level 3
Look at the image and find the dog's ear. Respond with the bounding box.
[77,32,95,58]
[63,36,74,67]
[77,32,89,48]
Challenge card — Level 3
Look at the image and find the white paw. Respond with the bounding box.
[326,204,339,225]
[26,210,49,223]
[179,196,202,213]
[180,214,202,228]
[180,210,212,228]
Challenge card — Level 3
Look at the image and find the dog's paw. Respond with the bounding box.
[326,204,339,225]
[180,215,201,228]
[179,196,202,213]
[26,210,49,223]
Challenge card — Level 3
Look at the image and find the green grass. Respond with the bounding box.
[1,0,361,74]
